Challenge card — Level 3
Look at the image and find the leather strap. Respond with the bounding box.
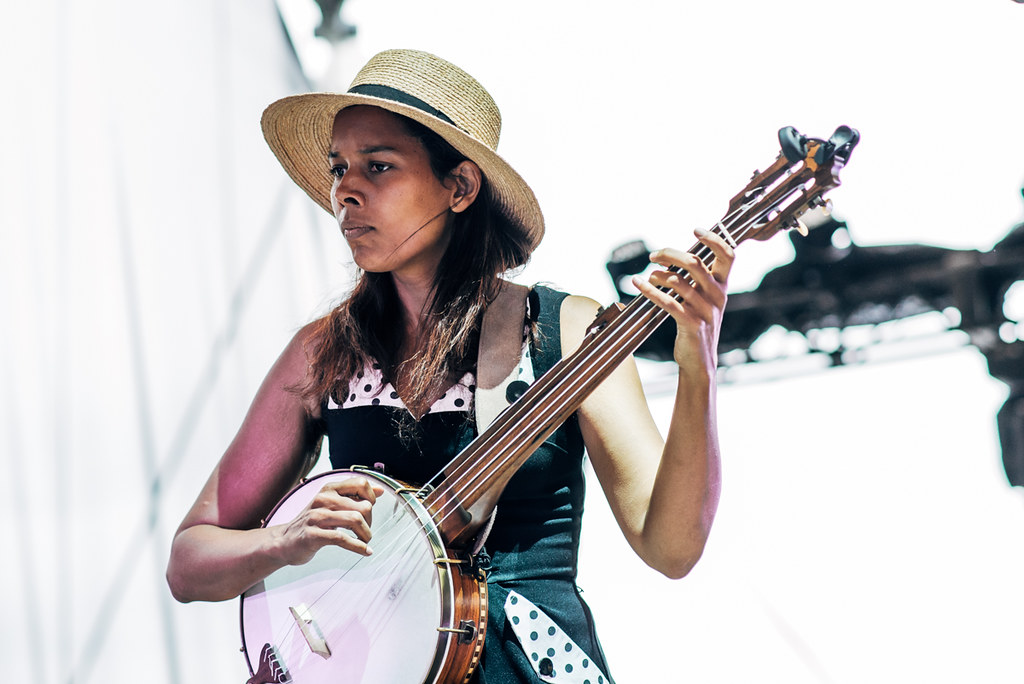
[475,280,530,431]
[471,280,529,555]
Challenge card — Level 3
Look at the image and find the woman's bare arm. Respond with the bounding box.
[166,327,382,602]
[566,229,732,578]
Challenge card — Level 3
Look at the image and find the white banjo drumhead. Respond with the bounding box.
[241,471,453,683]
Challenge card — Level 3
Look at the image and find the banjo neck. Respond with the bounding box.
[427,281,671,546]
[423,125,860,547]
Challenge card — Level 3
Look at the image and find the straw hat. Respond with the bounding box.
[261,49,544,250]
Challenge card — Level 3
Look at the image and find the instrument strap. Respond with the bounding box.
[475,280,531,430]
[471,280,530,555]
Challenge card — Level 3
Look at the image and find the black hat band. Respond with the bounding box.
[348,83,457,128]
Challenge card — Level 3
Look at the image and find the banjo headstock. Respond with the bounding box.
[714,125,860,247]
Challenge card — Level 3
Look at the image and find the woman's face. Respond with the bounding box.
[329,106,457,284]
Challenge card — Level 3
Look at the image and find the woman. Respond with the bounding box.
[167,49,733,683]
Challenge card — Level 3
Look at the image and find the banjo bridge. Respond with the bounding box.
[288,604,331,659]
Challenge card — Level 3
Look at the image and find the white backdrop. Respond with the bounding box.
[3,1,1023,682]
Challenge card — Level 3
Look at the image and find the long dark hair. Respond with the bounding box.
[299,111,533,414]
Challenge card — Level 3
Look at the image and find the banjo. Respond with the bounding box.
[239,125,859,684]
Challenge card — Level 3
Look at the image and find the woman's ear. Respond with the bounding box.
[447,160,483,213]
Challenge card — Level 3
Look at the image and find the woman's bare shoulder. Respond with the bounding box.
[557,293,602,354]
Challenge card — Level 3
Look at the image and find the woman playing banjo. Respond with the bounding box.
[167,49,733,683]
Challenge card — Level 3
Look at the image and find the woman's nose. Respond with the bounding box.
[332,173,364,211]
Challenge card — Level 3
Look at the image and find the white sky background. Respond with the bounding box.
[2,0,1023,682]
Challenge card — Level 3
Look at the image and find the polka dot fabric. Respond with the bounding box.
[325,361,475,414]
[504,591,609,684]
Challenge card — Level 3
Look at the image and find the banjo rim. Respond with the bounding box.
[238,467,487,684]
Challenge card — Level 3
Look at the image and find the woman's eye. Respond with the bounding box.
[369,162,391,173]
[330,165,346,179]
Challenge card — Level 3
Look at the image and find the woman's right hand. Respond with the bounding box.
[274,477,387,565]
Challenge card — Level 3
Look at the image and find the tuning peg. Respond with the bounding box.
[778,126,808,163]
[829,126,861,161]
[794,201,834,235]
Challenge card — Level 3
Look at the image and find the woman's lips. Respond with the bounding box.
[342,225,373,240]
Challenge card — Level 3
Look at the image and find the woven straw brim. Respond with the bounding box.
[261,93,544,251]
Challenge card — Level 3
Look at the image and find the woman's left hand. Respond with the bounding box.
[632,228,734,377]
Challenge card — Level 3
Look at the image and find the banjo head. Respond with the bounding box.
[240,469,460,683]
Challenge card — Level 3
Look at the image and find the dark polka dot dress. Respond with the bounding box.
[504,591,609,683]
[322,286,616,684]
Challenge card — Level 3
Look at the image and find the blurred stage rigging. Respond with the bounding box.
[607,191,1024,487]
[310,0,357,42]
